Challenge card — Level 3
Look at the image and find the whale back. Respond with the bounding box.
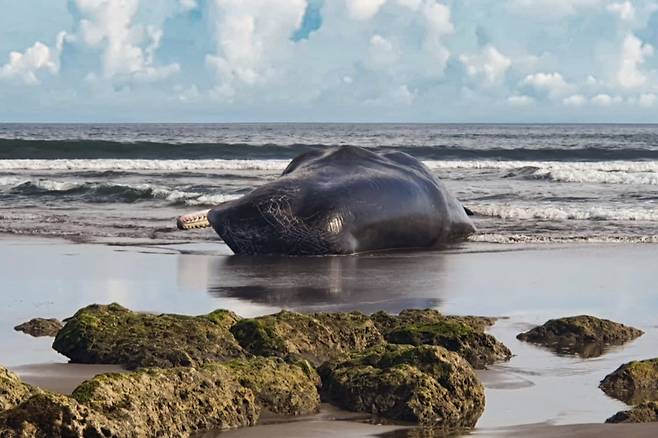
[207,146,475,255]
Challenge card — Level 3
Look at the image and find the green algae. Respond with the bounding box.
[606,401,658,423]
[373,310,510,369]
[53,303,246,369]
[517,315,644,359]
[600,358,658,404]
[0,367,39,412]
[222,357,320,415]
[318,344,485,428]
[230,310,384,365]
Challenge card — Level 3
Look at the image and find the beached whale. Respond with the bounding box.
[177,146,475,255]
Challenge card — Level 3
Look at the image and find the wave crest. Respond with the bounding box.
[2,177,241,206]
[472,204,658,221]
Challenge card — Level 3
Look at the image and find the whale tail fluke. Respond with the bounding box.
[176,209,211,230]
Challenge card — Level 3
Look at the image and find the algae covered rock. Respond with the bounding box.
[72,364,259,436]
[599,358,658,404]
[0,357,316,437]
[606,401,658,424]
[53,303,245,369]
[0,392,119,438]
[318,344,485,428]
[223,357,320,416]
[14,319,63,338]
[516,315,643,358]
[0,367,39,412]
[230,310,384,365]
[371,309,496,334]
[371,309,510,369]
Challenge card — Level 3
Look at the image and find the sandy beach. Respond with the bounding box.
[1,235,656,436]
[3,0,658,431]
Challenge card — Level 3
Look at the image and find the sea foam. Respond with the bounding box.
[0,176,242,206]
[2,158,655,187]
[472,204,658,221]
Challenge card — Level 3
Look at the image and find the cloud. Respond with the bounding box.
[591,93,622,106]
[74,0,180,80]
[508,0,602,18]
[369,34,398,64]
[419,1,453,69]
[563,94,586,106]
[459,44,511,83]
[0,32,66,85]
[521,72,572,97]
[607,1,635,22]
[3,0,658,121]
[206,0,307,97]
[179,0,198,11]
[617,33,654,88]
[507,95,534,106]
[346,0,387,20]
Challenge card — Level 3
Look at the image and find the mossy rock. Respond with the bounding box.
[318,344,485,428]
[600,358,658,404]
[371,309,496,334]
[371,310,509,369]
[14,319,63,338]
[516,315,643,358]
[223,357,320,416]
[53,303,246,369]
[0,367,40,412]
[0,357,317,437]
[230,310,384,366]
[0,392,119,438]
[72,364,259,436]
[606,401,658,424]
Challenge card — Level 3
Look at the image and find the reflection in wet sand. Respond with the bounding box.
[206,251,453,313]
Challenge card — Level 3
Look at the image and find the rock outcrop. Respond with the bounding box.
[230,310,384,365]
[1,304,504,435]
[53,303,245,369]
[371,309,497,334]
[0,367,38,412]
[516,315,643,357]
[222,357,320,416]
[71,364,260,435]
[14,319,63,338]
[600,358,658,404]
[371,309,510,369]
[606,401,658,424]
[318,344,485,428]
[0,392,120,437]
[0,357,321,437]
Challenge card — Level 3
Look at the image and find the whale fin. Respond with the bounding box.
[463,206,474,216]
[176,209,211,230]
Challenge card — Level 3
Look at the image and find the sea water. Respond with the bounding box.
[0,123,656,244]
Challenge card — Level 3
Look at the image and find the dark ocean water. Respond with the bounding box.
[0,123,656,244]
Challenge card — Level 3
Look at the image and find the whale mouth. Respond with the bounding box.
[176,209,211,230]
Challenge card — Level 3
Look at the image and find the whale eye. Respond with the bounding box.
[326,215,344,234]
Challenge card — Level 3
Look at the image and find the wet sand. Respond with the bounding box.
[1,235,657,436]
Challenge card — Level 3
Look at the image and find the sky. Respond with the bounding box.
[1,0,658,123]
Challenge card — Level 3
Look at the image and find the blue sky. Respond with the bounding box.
[1,0,658,122]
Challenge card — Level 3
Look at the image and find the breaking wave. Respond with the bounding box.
[1,158,656,175]
[470,233,658,244]
[1,177,241,206]
[472,204,658,221]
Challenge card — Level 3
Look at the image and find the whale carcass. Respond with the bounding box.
[177,146,475,255]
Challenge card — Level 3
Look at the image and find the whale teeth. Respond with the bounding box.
[176,209,211,230]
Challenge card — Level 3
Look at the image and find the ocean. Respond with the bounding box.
[0,123,656,244]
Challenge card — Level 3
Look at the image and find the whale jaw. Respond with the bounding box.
[176,209,211,230]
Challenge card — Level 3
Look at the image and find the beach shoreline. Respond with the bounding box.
[1,235,657,437]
